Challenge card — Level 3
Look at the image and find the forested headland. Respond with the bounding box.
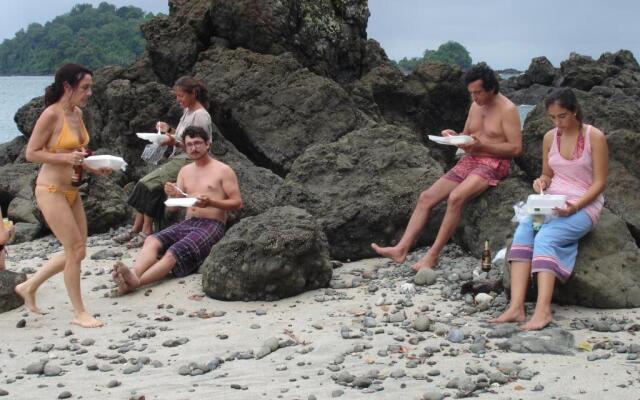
[393,40,472,72]
[0,2,157,75]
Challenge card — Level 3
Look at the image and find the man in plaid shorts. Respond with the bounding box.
[113,126,242,294]
[372,63,522,270]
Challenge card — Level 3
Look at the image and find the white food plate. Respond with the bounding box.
[526,194,567,215]
[165,197,198,207]
[136,132,168,144]
[83,155,127,171]
[428,135,474,146]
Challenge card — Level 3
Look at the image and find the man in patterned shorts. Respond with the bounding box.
[113,126,242,294]
[372,63,522,270]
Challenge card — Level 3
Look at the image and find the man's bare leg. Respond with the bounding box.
[521,271,555,331]
[413,175,490,270]
[142,214,154,236]
[372,177,457,263]
[490,261,530,323]
[15,253,66,314]
[117,252,177,293]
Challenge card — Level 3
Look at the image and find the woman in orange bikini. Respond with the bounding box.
[15,63,111,328]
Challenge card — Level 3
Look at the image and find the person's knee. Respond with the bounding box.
[66,242,86,263]
[446,191,466,210]
[143,235,162,250]
[417,190,437,209]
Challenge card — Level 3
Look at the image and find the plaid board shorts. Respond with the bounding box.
[153,217,225,277]
[443,155,511,186]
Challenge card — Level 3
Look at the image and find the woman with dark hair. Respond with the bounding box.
[113,76,213,247]
[15,63,111,328]
[492,88,608,330]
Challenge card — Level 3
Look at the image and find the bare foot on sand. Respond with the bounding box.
[520,311,552,331]
[412,251,438,271]
[15,282,46,314]
[370,243,408,264]
[114,261,139,294]
[71,311,104,328]
[489,307,526,324]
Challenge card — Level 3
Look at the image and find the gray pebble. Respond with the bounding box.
[413,315,431,332]
[414,269,437,286]
[16,319,26,328]
[331,389,344,397]
[106,380,121,388]
[44,364,63,377]
[447,329,465,343]
[422,392,445,400]
[58,392,72,399]
[81,338,95,346]
[26,360,47,375]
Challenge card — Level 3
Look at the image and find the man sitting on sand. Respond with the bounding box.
[372,63,522,270]
[113,126,242,294]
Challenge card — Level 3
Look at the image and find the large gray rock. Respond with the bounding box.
[0,270,27,313]
[0,164,41,228]
[351,62,469,147]
[602,159,640,242]
[523,56,557,87]
[201,206,332,301]
[193,45,362,174]
[560,53,617,91]
[279,124,445,260]
[0,136,26,166]
[82,175,131,234]
[141,7,206,85]
[554,209,640,308]
[458,174,532,257]
[208,0,370,82]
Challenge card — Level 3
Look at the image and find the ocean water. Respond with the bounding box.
[0,76,52,144]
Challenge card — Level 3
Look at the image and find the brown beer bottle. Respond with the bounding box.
[481,240,492,272]
[71,149,90,187]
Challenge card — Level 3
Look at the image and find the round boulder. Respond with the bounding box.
[201,206,332,301]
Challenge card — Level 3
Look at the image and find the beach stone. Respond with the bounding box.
[26,360,47,375]
[422,392,445,400]
[413,315,431,332]
[447,329,465,343]
[278,124,445,260]
[0,389,8,396]
[497,328,575,355]
[106,380,121,388]
[415,268,438,286]
[202,206,332,301]
[82,174,131,234]
[0,266,27,313]
[58,391,72,399]
[43,364,62,377]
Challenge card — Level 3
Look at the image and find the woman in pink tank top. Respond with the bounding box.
[492,88,608,331]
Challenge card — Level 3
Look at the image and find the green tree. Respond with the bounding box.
[393,41,472,73]
[0,2,158,75]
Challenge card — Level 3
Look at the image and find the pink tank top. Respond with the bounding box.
[546,124,604,225]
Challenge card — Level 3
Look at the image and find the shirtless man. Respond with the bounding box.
[113,126,242,294]
[372,63,522,270]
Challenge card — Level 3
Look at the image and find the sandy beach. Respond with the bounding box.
[1,232,639,400]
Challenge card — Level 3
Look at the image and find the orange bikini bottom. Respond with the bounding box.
[36,184,79,206]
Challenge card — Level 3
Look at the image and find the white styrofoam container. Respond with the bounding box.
[428,135,474,146]
[83,155,127,171]
[526,194,566,215]
[164,197,198,207]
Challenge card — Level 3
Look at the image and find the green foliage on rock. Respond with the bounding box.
[393,41,472,72]
[0,2,156,75]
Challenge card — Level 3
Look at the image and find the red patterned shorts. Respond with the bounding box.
[443,155,511,186]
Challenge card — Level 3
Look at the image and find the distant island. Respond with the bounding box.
[0,2,158,75]
[392,41,472,73]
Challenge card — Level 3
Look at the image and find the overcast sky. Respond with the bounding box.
[1,1,638,71]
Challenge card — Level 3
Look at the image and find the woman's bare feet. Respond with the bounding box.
[412,251,438,271]
[520,310,552,331]
[489,306,526,323]
[14,282,46,314]
[371,243,408,264]
[71,311,104,328]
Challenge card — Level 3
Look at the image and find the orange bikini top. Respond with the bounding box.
[47,115,90,153]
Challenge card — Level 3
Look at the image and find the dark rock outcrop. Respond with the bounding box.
[279,124,445,260]
[554,209,640,308]
[201,206,332,301]
[0,136,27,166]
[0,270,26,313]
[193,45,363,174]
[208,0,370,82]
[524,56,557,86]
[82,175,131,234]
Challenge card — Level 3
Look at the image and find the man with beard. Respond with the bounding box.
[113,125,242,294]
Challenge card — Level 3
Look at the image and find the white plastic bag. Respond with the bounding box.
[141,143,166,165]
